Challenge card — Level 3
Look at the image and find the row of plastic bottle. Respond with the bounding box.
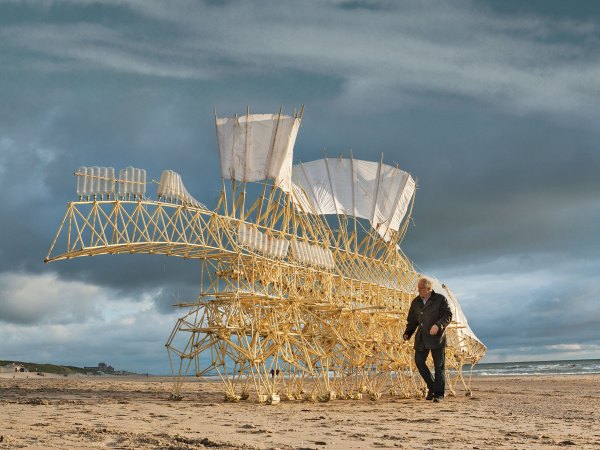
[76,166,146,199]
[237,223,290,258]
[157,170,205,208]
[237,223,335,268]
[290,240,335,269]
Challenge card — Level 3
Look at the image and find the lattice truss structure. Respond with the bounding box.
[46,109,486,404]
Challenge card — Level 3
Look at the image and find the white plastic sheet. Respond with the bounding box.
[216,113,301,192]
[427,276,485,352]
[291,158,415,241]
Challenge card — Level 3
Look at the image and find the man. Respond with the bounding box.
[403,277,452,402]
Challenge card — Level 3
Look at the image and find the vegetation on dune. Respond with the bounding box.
[0,360,87,375]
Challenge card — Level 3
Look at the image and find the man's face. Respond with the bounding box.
[418,283,432,299]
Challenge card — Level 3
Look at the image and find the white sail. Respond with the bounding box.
[428,276,486,354]
[291,157,415,241]
[215,112,302,192]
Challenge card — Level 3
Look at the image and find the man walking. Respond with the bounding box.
[403,277,453,402]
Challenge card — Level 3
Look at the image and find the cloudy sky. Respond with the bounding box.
[1,0,599,374]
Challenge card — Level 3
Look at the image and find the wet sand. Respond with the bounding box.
[1,372,599,449]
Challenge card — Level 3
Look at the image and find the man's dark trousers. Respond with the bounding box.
[414,347,445,397]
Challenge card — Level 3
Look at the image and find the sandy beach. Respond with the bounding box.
[1,372,599,449]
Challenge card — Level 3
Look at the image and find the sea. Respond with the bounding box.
[182,358,600,378]
[466,358,600,376]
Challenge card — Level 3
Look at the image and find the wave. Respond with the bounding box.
[469,359,600,376]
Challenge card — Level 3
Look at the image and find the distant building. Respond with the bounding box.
[0,363,29,373]
[84,362,115,374]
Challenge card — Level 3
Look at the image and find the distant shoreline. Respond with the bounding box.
[0,372,172,381]
[3,357,599,379]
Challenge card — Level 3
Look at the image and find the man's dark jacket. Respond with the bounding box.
[404,290,453,351]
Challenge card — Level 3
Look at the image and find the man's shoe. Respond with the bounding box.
[433,395,444,403]
[425,392,434,400]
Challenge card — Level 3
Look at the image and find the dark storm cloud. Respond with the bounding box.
[370,102,600,267]
[432,256,600,362]
[1,0,600,370]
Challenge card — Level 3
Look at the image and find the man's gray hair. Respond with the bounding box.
[417,277,432,289]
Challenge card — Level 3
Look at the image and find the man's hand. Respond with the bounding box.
[429,324,439,335]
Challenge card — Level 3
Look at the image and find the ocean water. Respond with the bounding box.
[467,358,600,376]
[179,358,600,378]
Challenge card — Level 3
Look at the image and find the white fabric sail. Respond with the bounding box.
[216,112,302,192]
[291,158,415,241]
[428,277,486,354]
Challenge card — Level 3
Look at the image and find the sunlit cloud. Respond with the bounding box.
[547,344,583,351]
[0,271,159,325]
[0,273,180,373]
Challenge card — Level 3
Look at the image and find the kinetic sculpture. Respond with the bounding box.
[45,109,486,403]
